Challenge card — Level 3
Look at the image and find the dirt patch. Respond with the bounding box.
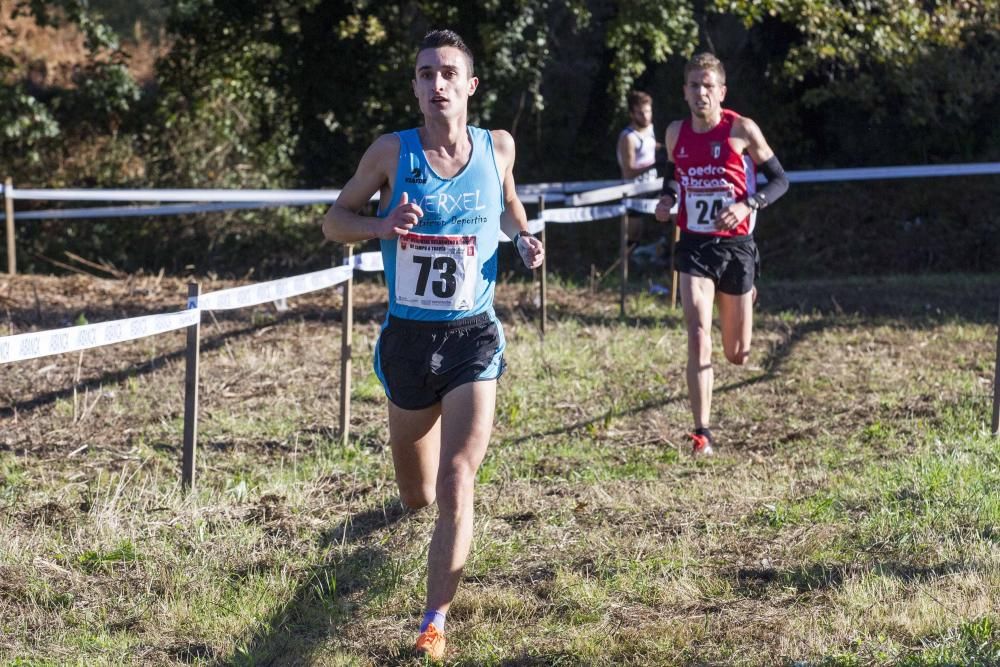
[19,500,74,528]
[0,564,29,599]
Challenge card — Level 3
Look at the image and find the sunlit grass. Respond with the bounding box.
[0,274,998,664]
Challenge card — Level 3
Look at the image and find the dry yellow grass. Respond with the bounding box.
[0,272,997,665]
[0,0,165,87]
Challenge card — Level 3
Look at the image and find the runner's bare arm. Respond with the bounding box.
[735,117,775,164]
[492,129,544,270]
[321,134,423,242]
[716,117,787,229]
[618,132,645,180]
[655,121,683,222]
[736,116,789,210]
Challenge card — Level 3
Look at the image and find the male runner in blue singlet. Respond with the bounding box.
[321,29,544,661]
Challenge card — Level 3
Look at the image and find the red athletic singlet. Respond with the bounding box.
[673,109,757,238]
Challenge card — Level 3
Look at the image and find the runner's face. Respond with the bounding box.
[684,68,726,121]
[630,103,652,130]
[413,46,478,121]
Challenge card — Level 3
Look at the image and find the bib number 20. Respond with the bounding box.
[413,255,457,298]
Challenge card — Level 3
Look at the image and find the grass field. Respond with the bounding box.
[1,272,998,666]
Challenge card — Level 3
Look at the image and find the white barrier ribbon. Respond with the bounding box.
[569,179,663,206]
[0,262,366,366]
[15,200,331,221]
[195,265,354,311]
[541,205,626,223]
[8,162,998,222]
[623,198,676,215]
[8,188,345,203]
[517,179,623,198]
[498,218,546,242]
[348,252,384,272]
[785,162,1000,183]
[0,309,199,365]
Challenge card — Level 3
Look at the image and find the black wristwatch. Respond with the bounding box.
[746,193,765,211]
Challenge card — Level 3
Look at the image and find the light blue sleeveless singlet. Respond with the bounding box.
[379,126,505,321]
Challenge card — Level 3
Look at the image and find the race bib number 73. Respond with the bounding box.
[685,185,735,234]
[396,233,479,311]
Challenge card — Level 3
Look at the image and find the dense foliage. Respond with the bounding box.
[1,0,998,276]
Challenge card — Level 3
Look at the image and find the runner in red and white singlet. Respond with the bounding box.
[655,53,790,456]
[673,108,757,238]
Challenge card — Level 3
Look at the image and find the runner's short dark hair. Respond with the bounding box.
[627,90,652,112]
[418,29,475,77]
[684,52,726,84]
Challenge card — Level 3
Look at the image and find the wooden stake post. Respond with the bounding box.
[4,177,14,275]
[670,221,680,310]
[182,283,201,490]
[993,297,999,436]
[619,194,628,317]
[340,247,354,446]
[539,195,547,336]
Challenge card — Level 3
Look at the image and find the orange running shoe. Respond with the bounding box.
[689,429,715,457]
[414,623,446,661]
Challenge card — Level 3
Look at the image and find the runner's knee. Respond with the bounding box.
[725,344,750,365]
[399,483,436,510]
[688,325,712,360]
[435,469,475,515]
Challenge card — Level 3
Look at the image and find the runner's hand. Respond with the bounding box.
[715,202,751,231]
[516,234,545,270]
[654,195,675,222]
[377,191,422,240]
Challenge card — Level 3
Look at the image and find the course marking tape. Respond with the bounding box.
[518,179,623,197]
[0,309,199,365]
[8,188,344,203]
[7,162,997,221]
[348,252,385,272]
[496,218,545,242]
[623,198,677,215]
[785,162,1000,183]
[194,265,354,311]
[542,205,626,223]
[0,263,367,365]
[569,179,662,206]
[15,200,330,221]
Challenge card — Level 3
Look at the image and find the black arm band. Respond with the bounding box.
[660,160,680,203]
[748,156,789,209]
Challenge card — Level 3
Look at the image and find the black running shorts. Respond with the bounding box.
[675,232,759,296]
[374,313,506,411]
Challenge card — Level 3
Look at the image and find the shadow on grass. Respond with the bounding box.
[1,320,265,418]
[496,275,998,450]
[503,315,830,448]
[502,273,1000,331]
[224,501,602,666]
[225,499,411,665]
[452,654,584,667]
[734,560,973,598]
[756,273,1000,327]
[0,300,382,419]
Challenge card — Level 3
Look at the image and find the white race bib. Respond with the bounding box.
[395,233,479,311]
[685,185,735,234]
